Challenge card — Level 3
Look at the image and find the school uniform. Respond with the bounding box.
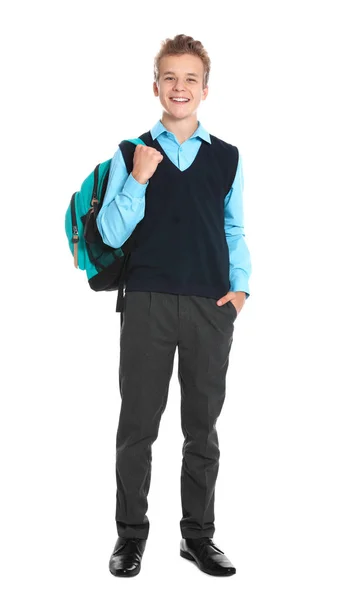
[97,120,251,541]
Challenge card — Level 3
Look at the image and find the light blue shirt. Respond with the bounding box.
[97,120,252,297]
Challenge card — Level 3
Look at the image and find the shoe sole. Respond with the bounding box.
[180,549,236,577]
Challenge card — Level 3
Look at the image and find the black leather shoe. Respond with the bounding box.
[109,537,147,577]
[180,537,236,576]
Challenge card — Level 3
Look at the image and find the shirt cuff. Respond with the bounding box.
[230,274,250,298]
[123,172,149,198]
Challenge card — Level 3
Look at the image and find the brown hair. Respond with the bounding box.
[154,34,211,89]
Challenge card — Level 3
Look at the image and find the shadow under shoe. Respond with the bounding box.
[180,537,236,576]
[109,537,147,577]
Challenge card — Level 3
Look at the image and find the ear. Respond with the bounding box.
[153,81,159,96]
[202,85,209,100]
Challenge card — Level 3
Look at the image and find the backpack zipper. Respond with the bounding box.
[70,192,79,268]
[91,164,100,210]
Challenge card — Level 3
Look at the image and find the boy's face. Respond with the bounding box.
[153,53,208,120]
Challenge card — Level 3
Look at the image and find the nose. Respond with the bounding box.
[173,80,186,91]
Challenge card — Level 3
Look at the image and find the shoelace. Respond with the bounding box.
[195,537,224,559]
[112,537,144,561]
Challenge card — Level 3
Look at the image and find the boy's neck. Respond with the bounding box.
[160,114,199,145]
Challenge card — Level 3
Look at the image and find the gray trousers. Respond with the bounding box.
[116,291,237,539]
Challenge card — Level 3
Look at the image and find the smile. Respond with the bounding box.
[170,98,190,103]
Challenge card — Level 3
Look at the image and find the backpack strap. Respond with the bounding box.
[120,132,150,174]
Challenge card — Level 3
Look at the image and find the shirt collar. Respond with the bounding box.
[150,119,211,144]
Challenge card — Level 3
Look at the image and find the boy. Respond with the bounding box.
[97,34,252,577]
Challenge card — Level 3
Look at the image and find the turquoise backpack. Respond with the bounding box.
[65,137,146,312]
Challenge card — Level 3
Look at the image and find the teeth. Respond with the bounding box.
[171,98,189,102]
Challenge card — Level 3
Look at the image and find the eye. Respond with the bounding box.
[164,77,197,82]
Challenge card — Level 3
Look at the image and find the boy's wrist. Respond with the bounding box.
[131,170,148,185]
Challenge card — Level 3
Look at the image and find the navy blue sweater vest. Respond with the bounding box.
[118,130,239,299]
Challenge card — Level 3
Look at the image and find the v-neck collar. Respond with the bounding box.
[148,130,208,175]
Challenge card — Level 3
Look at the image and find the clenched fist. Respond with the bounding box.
[131,145,164,184]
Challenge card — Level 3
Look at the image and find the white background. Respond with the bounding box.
[1,0,345,598]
